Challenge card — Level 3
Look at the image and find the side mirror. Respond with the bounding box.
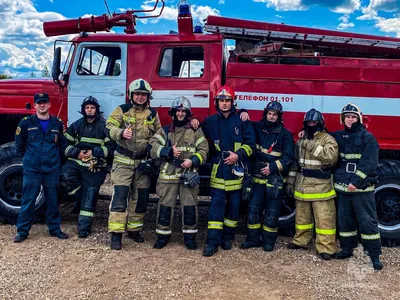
[52,47,62,83]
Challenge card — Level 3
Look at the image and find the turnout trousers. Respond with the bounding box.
[206,188,241,247]
[245,182,282,247]
[61,160,107,234]
[108,160,150,233]
[155,182,199,237]
[292,199,337,255]
[337,191,381,256]
[17,171,62,237]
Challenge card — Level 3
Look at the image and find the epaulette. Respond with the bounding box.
[120,103,133,113]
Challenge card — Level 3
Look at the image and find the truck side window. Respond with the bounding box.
[158,47,204,78]
[76,46,122,76]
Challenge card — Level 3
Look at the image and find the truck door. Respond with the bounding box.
[150,44,211,124]
[68,43,127,123]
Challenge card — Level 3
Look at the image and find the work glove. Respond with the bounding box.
[180,170,200,188]
[138,159,157,176]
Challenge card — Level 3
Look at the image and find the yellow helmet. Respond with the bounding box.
[128,78,152,100]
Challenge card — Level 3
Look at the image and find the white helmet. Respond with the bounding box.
[128,78,152,100]
[168,96,193,116]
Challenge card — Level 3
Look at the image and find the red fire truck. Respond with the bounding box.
[0,0,399,245]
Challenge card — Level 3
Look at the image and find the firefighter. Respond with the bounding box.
[286,109,338,260]
[61,96,115,238]
[241,101,295,252]
[106,78,162,250]
[149,97,208,250]
[14,92,68,242]
[332,103,383,270]
[202,85,256,257]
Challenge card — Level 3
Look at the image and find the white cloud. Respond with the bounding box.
[337,14,355,30]
[275,14,284,18]
[368,0,400,12]
[374,16,400,37]
[252,0,360,13]
[218,0,225,4]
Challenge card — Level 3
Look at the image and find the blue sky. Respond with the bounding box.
[1,0,400,78]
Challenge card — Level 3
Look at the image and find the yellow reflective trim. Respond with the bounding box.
[65,133,76,142]
[114,154,136,166]
[156,229,172,235]
[334,183,375,193]
[214,143,221,151]
[208,221,223,230]
[122,115,136,123]
[68,157,107,168]
[156,145,163,158]
[159,173,182,180]
[108,222,125,231]
[127,222,143,229]
[154,134,166,146]
[103,137,111,144]
[339,230,358,237]
[194,153,203,164]
[313,145,324,157]
[144,116,156,125]
[260,148,282,157]
[234,142,242,152]
[299,158,322,166]
[107,117,121,127]
[253,177,268,184]
[195,136,206,147]
[240,144,253,156]
[355,170,367,179]
[294,189,336,200]
[361,233,380,240]
[210,182,242,191]
[80,137,103,144]
[64,145,74,156]
[296,223,314,230]
[263,225,278,233]
[80,210,94,217]
[316,228,336,235]
[224,218,238,228]
[177,146,196,152]
[275,160,283,172]
[248,223,262,229]
[101,146,108,158]
[340,153,362,160]
[67,185,81,196]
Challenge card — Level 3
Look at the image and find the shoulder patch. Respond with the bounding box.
[15,127,21,135]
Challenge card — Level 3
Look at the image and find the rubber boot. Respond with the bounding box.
[221,240,232,250]
[183,234,197,250]
[263,243,275,252]
[203,245,218,257]
[111,233,122,250]
[153,234,170,249]
[127,231,145,243]
[240,241,262,249]
[371,256,383,270]
[287,242,308,250]
[335,249,354,259]
[320,253,333,260]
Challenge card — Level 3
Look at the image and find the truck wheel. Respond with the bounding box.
[375,159,400,247]
[0,142,45,224]
[278,194,295,236]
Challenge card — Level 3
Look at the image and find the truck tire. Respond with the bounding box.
[375,159,400,247]
[0,142,45,224]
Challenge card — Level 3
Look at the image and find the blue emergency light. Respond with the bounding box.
[178,0,191,15]
[194,22,203,33]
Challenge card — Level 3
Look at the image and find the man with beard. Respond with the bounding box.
[61,96,115,238]
[14,92,68,242]
[241,101,295,252]
[332,103,383,270]
[149,97,208,250]
[286,109,338,260]
[202,85,255,257]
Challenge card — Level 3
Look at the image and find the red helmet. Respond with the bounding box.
[215,85,235,101]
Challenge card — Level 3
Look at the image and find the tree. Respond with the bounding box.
[0,73,12,80]
[29,71,36,78]
[41,66,51,77]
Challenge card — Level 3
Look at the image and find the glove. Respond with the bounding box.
[266,175,284,199]
[138,159,157,176]
[180,171,200,188]
[82,156,100,172]
[241,173,253,202]
[285,183,295,198]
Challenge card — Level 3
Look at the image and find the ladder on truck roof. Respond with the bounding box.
[204,15,400,51]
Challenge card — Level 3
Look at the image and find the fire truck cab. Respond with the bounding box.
[0,0,399,245]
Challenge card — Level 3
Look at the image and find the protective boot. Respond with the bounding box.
[320,253,333,260]
[335,249,353,259]
[221,240,232,250]
[287,242,308,250]
[154,234,170,249]
[240,241,262,249]
[183,234,197,250]
[371,256,383,270]
[127,231,145,243]
[263,243,275,252]
[203,245,218,257]
[111,233,122,250]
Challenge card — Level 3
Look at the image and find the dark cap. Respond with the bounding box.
[34,92,49,103]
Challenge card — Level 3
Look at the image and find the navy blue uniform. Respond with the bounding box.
[202,111,255,247]
[245,121,295,248]
[61,116,115,235]
[15,115,67,237]
[332,126,381,256]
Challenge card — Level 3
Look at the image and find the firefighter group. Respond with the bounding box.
[13,78,383,270]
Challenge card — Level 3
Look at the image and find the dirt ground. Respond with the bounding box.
[1,198,399,300]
